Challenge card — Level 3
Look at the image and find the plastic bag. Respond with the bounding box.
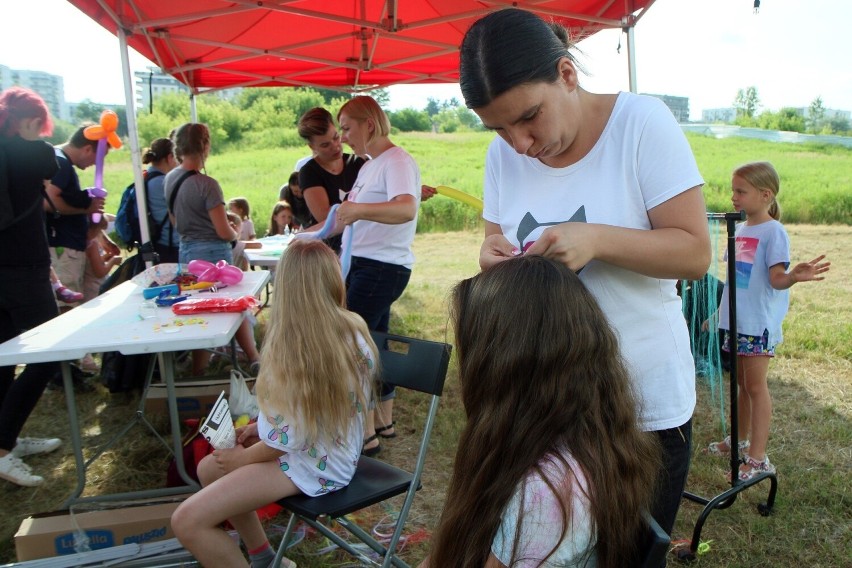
[229,369,259,420]
[171,295,258,314]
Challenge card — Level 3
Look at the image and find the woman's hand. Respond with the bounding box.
[336,200,360,226]
[524,222,599,272]
[479,233,518,269]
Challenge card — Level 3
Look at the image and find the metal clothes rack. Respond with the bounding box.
[677,211,778,562]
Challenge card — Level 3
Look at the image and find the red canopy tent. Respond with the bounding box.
[68,0,656,94]
[65,0,656,249]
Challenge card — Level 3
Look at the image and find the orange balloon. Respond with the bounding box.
[83,109,122,149]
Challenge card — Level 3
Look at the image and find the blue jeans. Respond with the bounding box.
[346,256,411,400]
[179,240,233,265]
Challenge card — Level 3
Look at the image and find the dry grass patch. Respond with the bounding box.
[1,226,849,567]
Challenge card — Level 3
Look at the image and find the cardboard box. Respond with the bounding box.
[14,500,183,561]
[144,376,255,422]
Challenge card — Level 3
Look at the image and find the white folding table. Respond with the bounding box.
[0,270,269,507]
[244,234,294,269]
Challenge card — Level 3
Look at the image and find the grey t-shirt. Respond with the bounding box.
[164,167,225,242]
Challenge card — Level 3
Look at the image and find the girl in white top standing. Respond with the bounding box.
[706,162,829,480]
[171,239,377,568]
[334,95,421,456]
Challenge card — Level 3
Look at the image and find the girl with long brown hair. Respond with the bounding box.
[425,255,660,567]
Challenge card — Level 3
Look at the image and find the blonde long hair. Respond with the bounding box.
[256,239,376,444]
[734,161,782,220]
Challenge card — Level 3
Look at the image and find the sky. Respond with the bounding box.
[2,0,850,121]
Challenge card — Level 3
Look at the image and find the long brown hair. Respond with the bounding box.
[255,239,376,444]
[430,256,660,567]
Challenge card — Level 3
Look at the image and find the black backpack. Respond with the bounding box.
[114,171,167,249]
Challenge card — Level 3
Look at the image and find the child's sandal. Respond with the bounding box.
[704,435,749,457]
[375,421,397,439]
[737,454,776,482]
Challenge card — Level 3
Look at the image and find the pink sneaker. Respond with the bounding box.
[55,286,84,303]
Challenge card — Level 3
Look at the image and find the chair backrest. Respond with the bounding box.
[639,511,671,568]
[370,331,451,396]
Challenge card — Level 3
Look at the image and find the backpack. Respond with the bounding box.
[114,170,166,249]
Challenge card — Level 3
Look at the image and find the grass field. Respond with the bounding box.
[79,131,851,240]
[1,225,849,566]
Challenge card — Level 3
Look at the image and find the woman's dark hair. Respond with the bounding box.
[297,107,334,141]
[142,137,174,164]
[430,255,661,567]
[459,8,576,109]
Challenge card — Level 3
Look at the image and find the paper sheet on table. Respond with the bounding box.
[199,391,236,449]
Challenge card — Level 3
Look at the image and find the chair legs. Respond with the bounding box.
[272,513,410,568]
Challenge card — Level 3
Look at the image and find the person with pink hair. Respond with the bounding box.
[0,86,64,487]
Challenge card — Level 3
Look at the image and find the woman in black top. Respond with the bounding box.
[296,107,365,252]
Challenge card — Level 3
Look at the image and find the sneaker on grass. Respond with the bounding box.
[12,437,62,458]
[0,453,44,487]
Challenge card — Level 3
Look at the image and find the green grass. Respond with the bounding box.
[1,226,849,566]
[79,132,851,243]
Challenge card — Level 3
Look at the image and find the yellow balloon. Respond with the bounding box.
[435,185,483,212]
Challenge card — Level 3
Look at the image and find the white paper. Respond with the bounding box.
[199,391,236,449]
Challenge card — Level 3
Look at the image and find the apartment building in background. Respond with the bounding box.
[0,65,68,121]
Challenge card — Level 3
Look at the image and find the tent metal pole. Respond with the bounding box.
[190,94,198,123]
[626,24,637,93]
[118,26,156,268]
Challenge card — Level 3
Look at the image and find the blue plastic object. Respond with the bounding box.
[143,284,180,299]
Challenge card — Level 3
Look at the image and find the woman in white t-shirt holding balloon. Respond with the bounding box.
[334,95,420,457]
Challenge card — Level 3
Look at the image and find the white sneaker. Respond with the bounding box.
[12,437,62,457]
[0,454,44,487]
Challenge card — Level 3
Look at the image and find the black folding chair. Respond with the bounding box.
[639,511,671,568]
[272,331,452,568]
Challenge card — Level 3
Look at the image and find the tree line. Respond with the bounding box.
[45,85,851,148]
[733,87,850,135]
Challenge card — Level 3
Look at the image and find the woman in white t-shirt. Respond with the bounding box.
[334,95,420,456]
[455,9,712,544]
[423,256,660,568]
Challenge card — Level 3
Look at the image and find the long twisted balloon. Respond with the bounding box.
[83,110,122,222]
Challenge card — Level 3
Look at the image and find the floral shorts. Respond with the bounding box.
[722,329,776,357]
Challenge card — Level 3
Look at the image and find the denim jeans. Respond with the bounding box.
[0,265,60,450]
[651,418,693,566]
[346,256,411,400]
[179,240,233,265]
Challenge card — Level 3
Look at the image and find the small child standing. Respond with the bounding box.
[226,211,261,271]
[228,197,256,240]
[706,161,830,481]
[172,240,377,568]
[266,200,297,236]
[82,214,122,302]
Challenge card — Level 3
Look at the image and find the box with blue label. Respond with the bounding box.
[14,500,183,561]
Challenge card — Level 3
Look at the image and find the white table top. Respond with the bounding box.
[245,234,294,268]
[0,270,269,365]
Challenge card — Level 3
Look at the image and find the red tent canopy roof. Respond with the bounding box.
[68,0,654,93]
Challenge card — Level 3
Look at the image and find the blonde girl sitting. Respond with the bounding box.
[171,239,377,568]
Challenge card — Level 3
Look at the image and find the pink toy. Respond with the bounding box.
[186,259,243,285]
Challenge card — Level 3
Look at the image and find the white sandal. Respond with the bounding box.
[705,435,749,457]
